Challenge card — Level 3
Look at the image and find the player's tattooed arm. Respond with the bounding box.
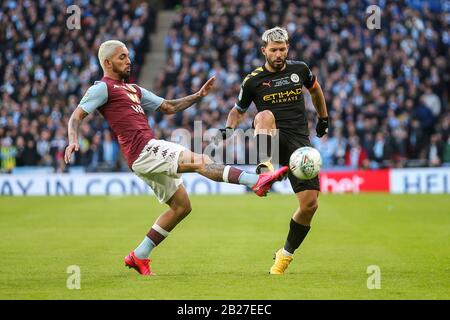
[65,107,88,164]
[158,76,216,114]
[68,107,88,144]
[159,94,202,114]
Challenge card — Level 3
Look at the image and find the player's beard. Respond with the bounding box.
[268,57,287,71]
[112,63,130,81]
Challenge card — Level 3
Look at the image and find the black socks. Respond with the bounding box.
[284,218,311,254]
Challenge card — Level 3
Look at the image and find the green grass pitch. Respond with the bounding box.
[0,194,449,300]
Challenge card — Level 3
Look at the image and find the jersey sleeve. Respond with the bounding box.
[298,62,317,89]
[138,86,164,112]
[234,77,254,113]
[79,81,108,113]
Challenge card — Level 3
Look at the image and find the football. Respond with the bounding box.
[289,146,322,180]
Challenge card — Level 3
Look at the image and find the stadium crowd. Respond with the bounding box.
[0,0,449,173]
[0,0,154,172]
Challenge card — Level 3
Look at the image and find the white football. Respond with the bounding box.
[289,146,322,180]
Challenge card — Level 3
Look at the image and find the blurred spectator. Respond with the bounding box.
[444,136,450,165]
[426,133,445,166]
[312,135,336,168]
[422,87,442,117]
[369,132,392,168]
[102,130,120,170]
[345,136,369,169]
[16,138,40,166]
[0,137,16,172]
[84,133,102,171]
[408,119,426,159]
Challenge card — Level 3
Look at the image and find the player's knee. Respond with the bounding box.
[180,204,192,219]
[174,202,192,221]
[301,199,318,216]
[254,110,275,127]
[312,201,319,213]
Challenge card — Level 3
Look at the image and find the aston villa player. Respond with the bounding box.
[64,40,288,276]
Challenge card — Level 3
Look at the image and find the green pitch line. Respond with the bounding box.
[0,194,449,300]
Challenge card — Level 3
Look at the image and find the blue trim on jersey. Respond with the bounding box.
[138,86,164,112]
[79,81,108,113]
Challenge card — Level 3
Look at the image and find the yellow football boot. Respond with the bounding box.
[256,160,274,174]
[269,249,293,275]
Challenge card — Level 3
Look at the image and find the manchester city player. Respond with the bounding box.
[221,27,329,274]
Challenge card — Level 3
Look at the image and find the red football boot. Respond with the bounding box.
[124,251,155,276]
[252,166,289,197]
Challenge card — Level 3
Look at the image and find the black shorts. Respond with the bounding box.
[277,131,321,193]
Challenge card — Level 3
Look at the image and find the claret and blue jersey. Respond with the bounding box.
[78,76,164,167]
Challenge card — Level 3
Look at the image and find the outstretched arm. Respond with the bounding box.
[157,76,216,114]
[64,107,88,164]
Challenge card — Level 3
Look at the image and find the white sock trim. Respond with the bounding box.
[222,165,231,183]
[282,248,293,257]
[144,236,156,246]
[152,224,169,237]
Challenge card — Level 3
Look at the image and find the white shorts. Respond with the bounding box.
[132,139,187,203]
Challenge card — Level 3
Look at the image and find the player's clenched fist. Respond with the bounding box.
[218,127,233,140]
[316,117,329,138]
[64,143,79,164]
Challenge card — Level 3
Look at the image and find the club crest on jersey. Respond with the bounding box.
[290,73,300,83]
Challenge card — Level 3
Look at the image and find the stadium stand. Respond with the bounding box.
[154,0,449,169]
[0,0,449,173]
[0,0,155,172]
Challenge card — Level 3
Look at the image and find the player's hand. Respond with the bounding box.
[64,142,79,164]
[316,117,329,138]
[197,76,216,97]
[214,127,233,144]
